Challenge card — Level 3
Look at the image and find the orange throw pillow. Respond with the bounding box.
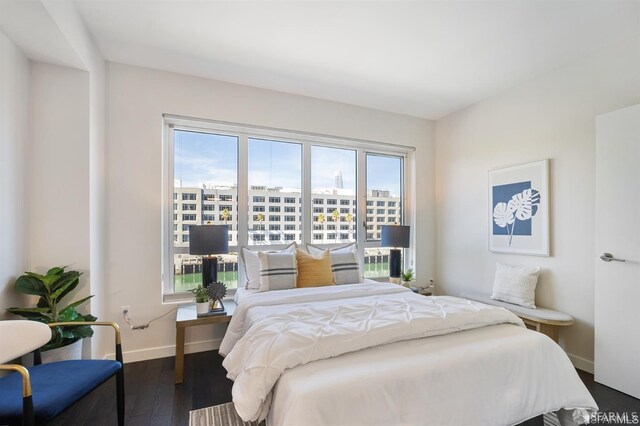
[296,249,335,288]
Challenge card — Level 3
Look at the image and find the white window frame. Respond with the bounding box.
[162,114,415,302]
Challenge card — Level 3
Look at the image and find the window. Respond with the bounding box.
[249,138,301,246]
[164,118,408,299]
[172,130,238,294]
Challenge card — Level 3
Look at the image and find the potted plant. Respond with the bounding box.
[190,285,210,314]
[7,266,96,362]
[401,269,415,288]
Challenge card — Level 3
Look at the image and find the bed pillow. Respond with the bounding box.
[241,242,297,289]
[306,242,356,255]
[330,251,364,285]
[491,263,540,309]
[296,249,335,288]
[257,252,298,292]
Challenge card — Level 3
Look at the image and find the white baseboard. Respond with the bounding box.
[104,338,222,363]
[568,353,594,374]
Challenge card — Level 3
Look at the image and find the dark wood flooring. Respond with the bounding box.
[47,351,640,425]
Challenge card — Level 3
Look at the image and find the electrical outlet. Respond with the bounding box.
[121,305,130,315]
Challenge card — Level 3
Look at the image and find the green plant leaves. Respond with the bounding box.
[15,275,48,296]
[8,266,95,351]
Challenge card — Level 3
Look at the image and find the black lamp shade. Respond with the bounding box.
[380,225,410,248]
[189,225,229,255]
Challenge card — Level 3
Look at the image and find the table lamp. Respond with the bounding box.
[189,224,229,287]
[380,225,410,284]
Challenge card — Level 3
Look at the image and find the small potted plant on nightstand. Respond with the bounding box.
[401,269,415,288]
[190,285,210,314]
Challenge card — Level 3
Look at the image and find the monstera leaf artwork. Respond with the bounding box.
[493,188,541,246]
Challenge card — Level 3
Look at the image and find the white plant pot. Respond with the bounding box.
[196,301,210,315]
[41,338,83,363]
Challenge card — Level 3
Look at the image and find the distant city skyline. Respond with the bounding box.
[174,130,402,196]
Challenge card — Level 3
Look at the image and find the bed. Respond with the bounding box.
[221,282,597,425]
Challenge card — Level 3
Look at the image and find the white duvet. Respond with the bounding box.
[220,283,597,425]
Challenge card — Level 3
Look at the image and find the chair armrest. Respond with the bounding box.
[48,322,123,363]
[0,364,32,397]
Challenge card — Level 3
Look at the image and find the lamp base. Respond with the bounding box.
[201,256,218,287]
[389,248,402,283]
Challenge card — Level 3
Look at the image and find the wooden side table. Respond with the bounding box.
[174,300,236,384]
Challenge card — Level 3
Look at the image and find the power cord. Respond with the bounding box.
[122,307,177,331]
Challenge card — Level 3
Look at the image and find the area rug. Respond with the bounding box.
[189,402,263,426]
[190,402,561,426]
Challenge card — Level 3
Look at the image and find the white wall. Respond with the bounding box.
[28,61,92,307]
[105,62,435,361]
[435,35,640,372]
[0,31,30,317]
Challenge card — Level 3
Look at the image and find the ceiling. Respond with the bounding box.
[49,1,640,118]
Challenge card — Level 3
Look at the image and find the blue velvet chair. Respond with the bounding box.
[0,321,124,426]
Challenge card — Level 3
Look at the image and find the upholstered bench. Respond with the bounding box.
[460,292,574,342]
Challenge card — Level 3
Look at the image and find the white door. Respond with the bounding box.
[594,104,640,399]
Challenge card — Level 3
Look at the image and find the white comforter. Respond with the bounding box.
[220,283,569,423]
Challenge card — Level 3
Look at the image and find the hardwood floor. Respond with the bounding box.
[48,351,640,425]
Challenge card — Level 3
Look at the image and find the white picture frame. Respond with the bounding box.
[489,159,549,256]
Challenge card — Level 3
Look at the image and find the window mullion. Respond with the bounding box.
[356,149,367,270]
[302,143,312,247]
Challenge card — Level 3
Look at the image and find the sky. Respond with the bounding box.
[174,130,401,196]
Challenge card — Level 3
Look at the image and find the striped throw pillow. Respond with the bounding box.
[257,252,298,292]
[330,251,363,285]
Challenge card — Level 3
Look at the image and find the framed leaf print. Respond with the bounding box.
[489,159,549,256]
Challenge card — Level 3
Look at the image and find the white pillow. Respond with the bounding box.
[491,263,540,309]
[306,242,356,255]
[241,242,297,289]
[330,251,364,285]
[258,252,298,292]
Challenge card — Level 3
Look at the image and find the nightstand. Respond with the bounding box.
[174,300,236,384]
